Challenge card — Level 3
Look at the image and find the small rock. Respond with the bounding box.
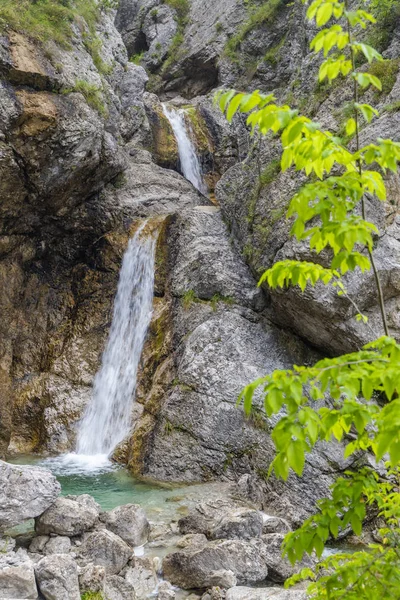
[176,533,208,548]
[124,556,158,598]
[79,529,132,575]
[262,516,291,535]
[262,533,314,583]
[79,562,106,593]
[35,554,80,600]
[0,535,16,553]
[35,495,99,536]
[209,570,237,589]
[104,574,137,600]
[100,504,150,547]
[210,509,263,541]
[29,535,50,553]
[0,460,60,531]
[157,580,176,600]
[0,548,38,599]
[44,535,71,555]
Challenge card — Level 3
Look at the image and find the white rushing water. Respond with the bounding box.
[162,103,208,195]
[69,223,156,468]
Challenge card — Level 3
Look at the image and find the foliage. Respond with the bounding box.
[368,0,400,51]
[217,0,400,598]
[130,51,145,65]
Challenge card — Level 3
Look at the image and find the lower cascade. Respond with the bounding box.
[75,223,156,461]
[162,103,208,195]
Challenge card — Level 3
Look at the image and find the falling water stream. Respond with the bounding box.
[162,103,208,195]
[44,222,156,474]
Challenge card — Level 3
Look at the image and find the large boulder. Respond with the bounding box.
[0,548,38,599]
[79,529,133,575]
[35,554,80,600]
[0,461,60,531]
[35,495,99,536]
[100,504,150,547]
[178,498,263,541]
[163,537,269,589]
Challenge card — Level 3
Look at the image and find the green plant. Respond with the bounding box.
[130,51,145,65]
[384,100,400,113]
[182,289,198,310]
[218,1,400,597]
[215,21,223,33]
[81,592,104,600]
[68,80,107,116]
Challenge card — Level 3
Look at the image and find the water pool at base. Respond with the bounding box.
[8,454,222,525]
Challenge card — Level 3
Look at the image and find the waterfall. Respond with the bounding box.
[162,103,208,195]
[75,223,156,460]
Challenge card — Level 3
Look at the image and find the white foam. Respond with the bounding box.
[39,453,115,476]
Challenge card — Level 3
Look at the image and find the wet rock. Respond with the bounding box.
[0,461,60,531]
[124,556,158,597]
[104,574,137,600]
[35,554,80,600]
[35,496,99,536]
[79,563,106,593]
[100,504,150,547]
[226,588,307,600]
[0,548,38,599]
[163,538,269,589]
[79,529,133,575]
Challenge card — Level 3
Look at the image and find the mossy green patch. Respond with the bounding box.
[368,59,400,97]
[81,592,104,600]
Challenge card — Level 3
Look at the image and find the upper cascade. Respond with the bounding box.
[162,103,208,196]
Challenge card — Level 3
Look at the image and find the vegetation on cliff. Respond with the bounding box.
[0,0,117,46]
[220,0,400,597]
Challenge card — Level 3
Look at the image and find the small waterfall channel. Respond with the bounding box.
[162,103,208,195]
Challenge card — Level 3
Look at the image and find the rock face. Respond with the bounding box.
[0,549,38,599]
[35,554,80,600]
[100,504,150,547]
[162,537,269,589]
[35,496,99,536]
[0,460,60,530]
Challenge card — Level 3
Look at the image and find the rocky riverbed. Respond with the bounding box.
[0,460,311,600]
